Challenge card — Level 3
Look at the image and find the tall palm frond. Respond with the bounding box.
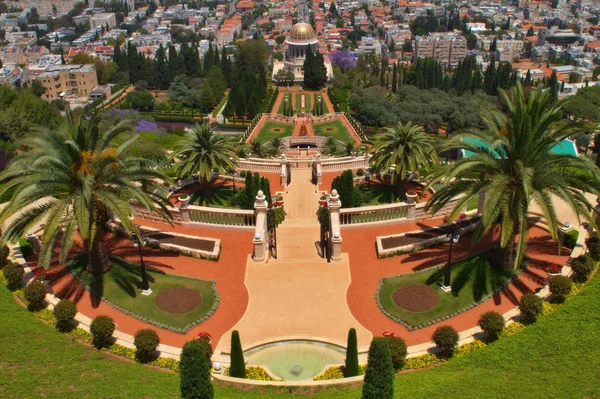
[0,111,172,273]
[426,83,600,269]
[171,123,236,183]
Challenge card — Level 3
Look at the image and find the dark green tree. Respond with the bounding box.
[344,328,359,377]
[391,63,398,93]
[180,340,214,399]
[361,338,394,399]
[549,70,559,102]
[229,331,246,378]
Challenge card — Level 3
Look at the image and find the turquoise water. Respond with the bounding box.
[461,138,578,158]
[244,341,346,381]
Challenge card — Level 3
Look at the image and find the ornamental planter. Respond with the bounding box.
[179,194,190,207]
[406,193,418,204]
[319,200,328,206]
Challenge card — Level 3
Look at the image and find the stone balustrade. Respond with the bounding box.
[321,155,370,172]
[265,114,295,123]
[238,158,282,173]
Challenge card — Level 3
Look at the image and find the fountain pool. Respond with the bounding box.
[244,340,346,381]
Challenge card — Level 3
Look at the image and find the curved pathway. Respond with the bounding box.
[215,168,373,354]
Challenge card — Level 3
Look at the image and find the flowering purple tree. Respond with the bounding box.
[135,120,160,133]
[328,50,357,71]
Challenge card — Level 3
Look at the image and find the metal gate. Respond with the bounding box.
[267,208,278,259]
[317,206,331,262]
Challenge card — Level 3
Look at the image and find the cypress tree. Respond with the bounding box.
[549,70,559,102]
[380,57,386,86]
[361,338,394,399]
[168,44,178,81]
[344,328,359,377]
[180,340,214,399]
[524,69,532,86]
[483,55,497,95]
[391,63,397,92]
[60,47,65,64]
[204,42,213,72]
[245,172,254,209]
[113,42,123,70]
[229,331,246,378]
[320,95,324,114]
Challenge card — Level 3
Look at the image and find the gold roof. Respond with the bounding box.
[289,22,316,42]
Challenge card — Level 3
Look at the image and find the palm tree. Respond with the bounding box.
[324,136,338,155]
[249,139,268,158]
[269,137,284,157]
[427,84,600,270]
[0,113,171,274]
[344,141,356,156]
[370,121,438,198]
[172,123,236,184]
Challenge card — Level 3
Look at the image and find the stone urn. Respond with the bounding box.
[405,192,418,204]
[179,194,190,207]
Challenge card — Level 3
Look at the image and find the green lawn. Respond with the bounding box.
[313,120,354,142]
[213,93,229,116]
[277,93,293,115]
[69,257,217,331]
[294,93,311,111]
[1,270,600,398]
[378,253,515,327]
[256,121,294,142]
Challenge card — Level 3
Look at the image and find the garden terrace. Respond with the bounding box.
[254,121,295,142]
[67,257,218,333]
[312,120,354,143]
[377,250,517,328]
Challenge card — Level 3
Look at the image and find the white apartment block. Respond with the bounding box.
[90,13,117,29]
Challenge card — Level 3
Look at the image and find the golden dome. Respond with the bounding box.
[289,22,316,42]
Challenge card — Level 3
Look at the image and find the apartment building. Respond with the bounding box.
[90,13,117,30]
[413,33,467,67]
[34,64,98,101]
[11,0,75,16]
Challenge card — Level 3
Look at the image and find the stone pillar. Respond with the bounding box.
[328,189,343,261]
[280,154,287,187]
[180,206,190,223]
[406,203,416,220]
[253,190,268,262]
[477,190,487,215]
[315,154,322,185]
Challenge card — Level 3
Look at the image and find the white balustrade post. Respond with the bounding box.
[406,203,416,220]
[328,189,343,261]
[315,154,322,185]
[280,154,287,187]
[180,206,190,223]
[477,190,487,215]
[253,190,268,262]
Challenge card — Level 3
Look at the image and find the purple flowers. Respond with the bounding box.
[135,120,160,133]
[106,108,139,119]
[328,50,357,71]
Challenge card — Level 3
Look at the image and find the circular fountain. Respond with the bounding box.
[244,340,346,381]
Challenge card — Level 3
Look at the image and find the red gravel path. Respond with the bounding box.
[31,221,253,348]
[343,221,569,345]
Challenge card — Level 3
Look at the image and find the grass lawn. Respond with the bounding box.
[256,121,294,142]
[378,253,515,326]
[313,120,354,142]
[213,93,229,116]
[2,267,600,398]
[294,93,311,111]
[69,257,217,331]
[277,93,293,115]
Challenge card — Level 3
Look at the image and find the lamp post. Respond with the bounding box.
[441,229,460,293]
[229,157,236,194]
[131,232,152,295]
[366,167,371,189]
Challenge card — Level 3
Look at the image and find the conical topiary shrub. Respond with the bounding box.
[344,328,359,377]
[180,340,214,399]
[229,330,246,378]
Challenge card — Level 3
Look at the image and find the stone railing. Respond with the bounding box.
[238,158,282,173]
[311,113,341,123]
[131,203,255,230]
[338,196,464,228]
[290,136,318,146]
[321,155,370,172]
[339,201,413,226]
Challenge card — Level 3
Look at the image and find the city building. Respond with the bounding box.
[271,22,333,83]
[33,64,98,101]
[90,13,117,30]
[11,0,75,16]
[358,36,382,55]
[413,33,467,67]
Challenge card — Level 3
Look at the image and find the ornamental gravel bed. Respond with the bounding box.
[380,217,479,250]
[155,287,202,314]
[392,284,439,312]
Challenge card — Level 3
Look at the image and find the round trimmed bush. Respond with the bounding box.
[356,168,364,176]
[478,311,505,340]
[519,293,543,321]
[549,275,572,303]
[387,336,407,371]
[24,281,47,310]
[239,170,246,177]
[586,236,600,260]
[432,325,459,357]
[134,329,160,362]
[570,255,595,283]
[53,299,77,331]
[90,315,116,348]
[3,263,24,289]
[562,229,579,250]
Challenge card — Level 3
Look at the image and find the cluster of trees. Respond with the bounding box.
[222,40,269,120]
[167,70,226,111]
[350,85,493,132]
[0,85,62,144]
[331,170,362,208]
[232,171,272,210]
